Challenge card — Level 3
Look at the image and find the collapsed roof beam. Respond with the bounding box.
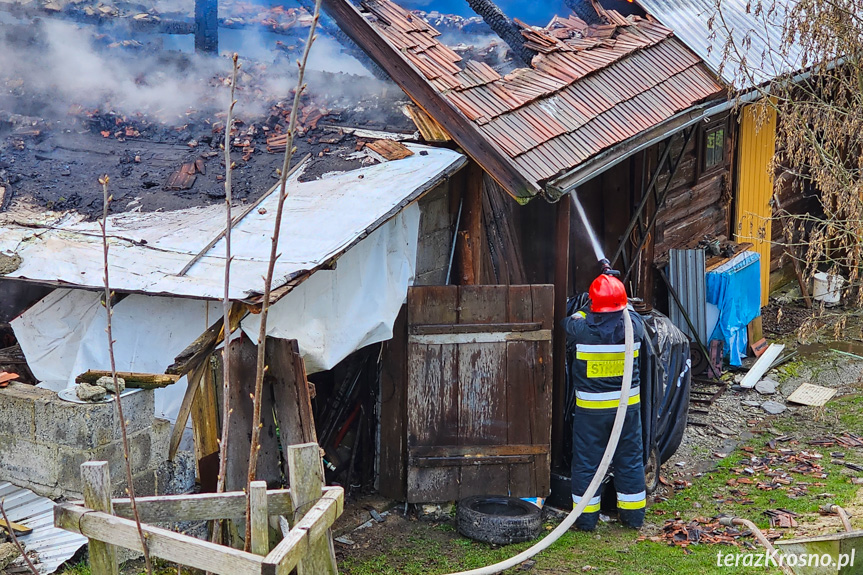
[464,0,535,66]
[320,0,540,201]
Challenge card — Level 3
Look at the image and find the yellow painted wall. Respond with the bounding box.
[735,104,777,306]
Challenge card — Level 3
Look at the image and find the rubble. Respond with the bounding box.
[75,381,107,402]
[754,378,778,395]
[641,517,781,547]
[760,400,786,415]
[96,375,125,394]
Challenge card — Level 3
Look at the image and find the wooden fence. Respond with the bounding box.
[54,443,342,575]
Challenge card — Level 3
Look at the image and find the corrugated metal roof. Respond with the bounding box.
[634,0,805,87]
[0,144,465,301]
[0,481,86,574]
[364,0,723,189]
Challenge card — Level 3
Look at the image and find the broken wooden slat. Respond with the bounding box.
[409,322,541,335]
[190,356,220,485]
[0,518,32,536]
[76,370,179,389]
[166,302,246,376]
[164,163,197,190]
[365,139,414,161]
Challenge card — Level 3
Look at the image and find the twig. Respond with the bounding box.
[99,175,153,575]
[244,0,323,552]
[0,498,38,575]
[213,53,241,547]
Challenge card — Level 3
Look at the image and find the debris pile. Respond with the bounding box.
[642,517,781,548]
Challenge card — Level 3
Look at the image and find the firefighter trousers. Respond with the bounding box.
[571,402,645,531]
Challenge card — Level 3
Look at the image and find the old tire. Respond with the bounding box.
[456,495,542,545]
[644,446,660,495]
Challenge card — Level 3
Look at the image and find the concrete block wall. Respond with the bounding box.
[415,180,454,286]
[0,382,193,500]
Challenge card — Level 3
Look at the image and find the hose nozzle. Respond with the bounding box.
[599,258,620,277]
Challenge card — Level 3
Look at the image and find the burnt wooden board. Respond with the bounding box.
[405,285,553,503]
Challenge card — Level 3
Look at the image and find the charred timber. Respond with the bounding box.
[195,0,218,54]
[465,0,534,66]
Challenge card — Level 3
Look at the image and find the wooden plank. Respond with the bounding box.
[0,518,31,536]
[167,359,208,462]
[408,285,458,326]
[225,337,281,491]
[55,504,264,575]
[191,356,220,488]
[285,443,336,575]
[268,338,317,483]
[81,462,118,575]
[458,162,484,284]
[551,197,570,471]
[531,285,554,496]
[250,481,269,556]
[167,302,246,375]
[409,444,548,457]
[413,455,534,467]
[406,340,460,503]
[458,284,507,323]
[319,0,539,201]
[75,371,180,389]
[457,339,508,497]
[378,305,408,500]
[410,322,541,335]
[263,490,343,575]
[408,330,552,344]
[109,487,341,523]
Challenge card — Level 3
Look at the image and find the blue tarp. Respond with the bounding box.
[706,251,761,366]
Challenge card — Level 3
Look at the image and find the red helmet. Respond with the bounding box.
[589,274,628,313]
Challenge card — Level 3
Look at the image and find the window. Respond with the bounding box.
[703,124,726,171]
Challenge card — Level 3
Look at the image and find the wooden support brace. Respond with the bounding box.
[285,443,338,575]
[76,371,180,389]
[81,462,118,575]
[55,504,265,575]
[106,486,342,523]
[250,481,269,556]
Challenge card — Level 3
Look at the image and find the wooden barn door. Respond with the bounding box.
[406,285,553,503]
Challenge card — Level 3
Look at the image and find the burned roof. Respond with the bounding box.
[357,0,724,199]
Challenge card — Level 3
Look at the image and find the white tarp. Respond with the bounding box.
[11,205,421,419]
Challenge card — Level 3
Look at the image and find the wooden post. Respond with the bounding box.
[194,0,218,54]
[81,462,119,575]
[286,443,337,575]
[249,481,269,556]
[458,162,483,285]
[551,197,571,471]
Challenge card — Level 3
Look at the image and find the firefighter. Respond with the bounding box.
[563,267,646,531]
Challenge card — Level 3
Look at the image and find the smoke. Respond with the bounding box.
[0,15,375,125]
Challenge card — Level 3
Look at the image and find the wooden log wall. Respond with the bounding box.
[653,123,733,262]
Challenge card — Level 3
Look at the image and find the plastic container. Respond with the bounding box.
[812,272,845,304]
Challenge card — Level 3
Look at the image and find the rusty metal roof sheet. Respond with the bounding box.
[363,0,723,191]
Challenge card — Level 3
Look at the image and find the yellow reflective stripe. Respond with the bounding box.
[575,393,640,409]
[574,502,602,513]
[575,311,587,318]
[576,350,639,360]
[618,499,646,510]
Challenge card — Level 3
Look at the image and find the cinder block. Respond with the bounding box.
[416,228,452,276]
[0,435,58,492]
[35,389,155,448]
[156,451,196,496]
[112,390,156,440]
[419,184,452,234]
[0,382,42,438]
[150,418,171,465]
[415,269,447,287]
[56,429,153,495]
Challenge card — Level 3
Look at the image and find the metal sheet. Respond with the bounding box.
[668,248,708,344]
[634,0,805,88]
[0,481,87,574]
[0,144,465,301]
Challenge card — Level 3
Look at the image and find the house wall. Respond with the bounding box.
[414,180,456,286]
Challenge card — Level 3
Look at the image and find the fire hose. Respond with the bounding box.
[441,306,636,575]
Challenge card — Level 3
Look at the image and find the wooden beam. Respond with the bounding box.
[166,302,246,375]
[319,0,538,201]
[284,443,337,575]
[250,481,270,556]
[81,463,118,575]
[105,487,342,524]
[262,490,343,575]
[551,197,570,471]
[190,356,220,478]
[409,322,541,335]
[75,371,180,389]
[167,359,209,461]
[55,504,265,575]
[459,161,484,284]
